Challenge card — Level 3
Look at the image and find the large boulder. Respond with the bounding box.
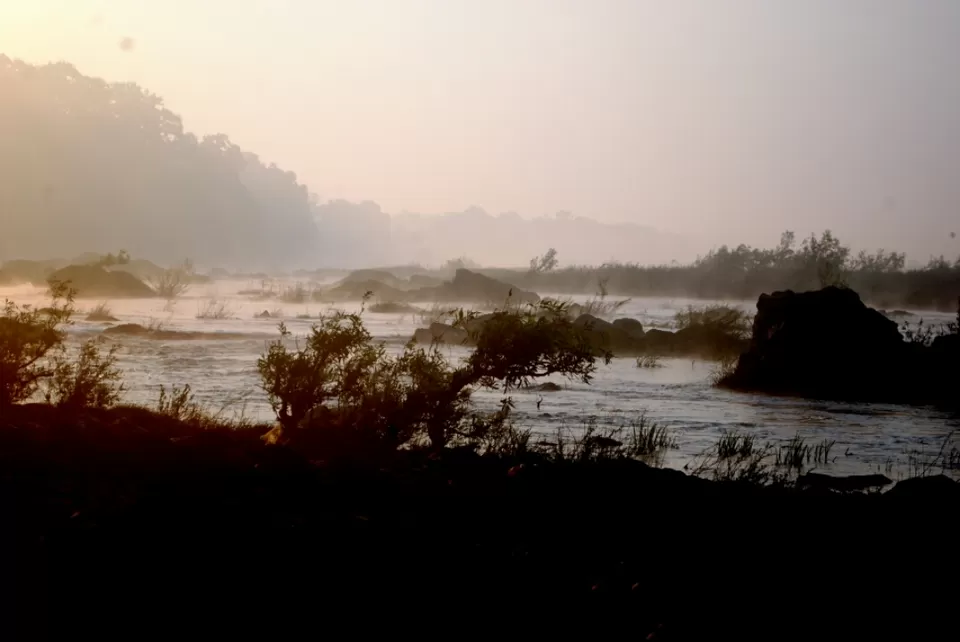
[573,313,637,354]
[336,269,408,290]
[719,287,912,401]
[612,317,645,338]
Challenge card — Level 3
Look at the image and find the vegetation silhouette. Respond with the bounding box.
[1,280,958,639]
[514,231,960,311]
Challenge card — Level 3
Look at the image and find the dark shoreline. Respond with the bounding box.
[2,404,956,640]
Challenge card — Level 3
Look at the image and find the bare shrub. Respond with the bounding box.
[196,298,234,320]
[87,301,118,322]
[710,353,740,385]
[279,282,311,304]
[581,277,631,318]
[417,301,457,325]
[674,304,752,339]
[150,259,194,301]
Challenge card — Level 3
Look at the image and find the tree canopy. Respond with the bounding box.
[0,56,320,270]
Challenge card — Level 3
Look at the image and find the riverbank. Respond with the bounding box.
[2,404,956,639]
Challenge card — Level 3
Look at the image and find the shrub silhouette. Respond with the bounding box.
[44,337,124,409]
[1,280,122,409]
[257,299,606,452]
[0,281,74,407]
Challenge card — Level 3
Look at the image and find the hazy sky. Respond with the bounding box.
[2,0,959,259]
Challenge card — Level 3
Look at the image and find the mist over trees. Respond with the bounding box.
[0,56,318,270]
[0,56,697,271]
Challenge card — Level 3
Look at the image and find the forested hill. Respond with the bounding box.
[0,55,321,270]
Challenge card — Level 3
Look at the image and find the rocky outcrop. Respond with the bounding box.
[47,264,155,298]
[718,286,959,405]
[336,269,409,290]
[612,317,645,338]
[412,269,539,306]
[322,279,407,302]
[102,323,247,340]
[573,314,636,354]
[885,474,960,500]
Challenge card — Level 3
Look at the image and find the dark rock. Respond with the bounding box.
[612,317,645,338]
[640,329,676,352]
[102,323,246,341]
[532,382,563,392]
[798,472,892,493]
[324,279,407,302]
[102,323,151,336]
[413,269,539,306]
[574,314,636,354]
[719,287,912,402]
[884,309,914,318]
[368,301,421,314]
[337,269,407,289]
[885,474,960,500]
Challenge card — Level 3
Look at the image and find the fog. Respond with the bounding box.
[2,1,959,269]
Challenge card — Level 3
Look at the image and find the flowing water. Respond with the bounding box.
[4,280,958,481]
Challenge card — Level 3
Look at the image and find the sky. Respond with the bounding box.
[2,0,959,260]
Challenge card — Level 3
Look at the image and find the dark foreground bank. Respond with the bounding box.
[1,405,957,641]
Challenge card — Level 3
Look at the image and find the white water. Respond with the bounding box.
[4,279,958,481]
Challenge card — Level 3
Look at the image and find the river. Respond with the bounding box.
[4,279,957,481]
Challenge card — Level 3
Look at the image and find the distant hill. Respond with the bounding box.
[313,202,694,269]
[0,55,690,272]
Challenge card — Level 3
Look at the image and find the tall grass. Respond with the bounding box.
[686,430,835,485]
[196,298,235,320]
[635,354,663,369]
[532,414,677,466]
[86,301,117,322]
[580,278,631,318]
[673,304,752,339]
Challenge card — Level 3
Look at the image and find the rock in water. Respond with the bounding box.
[719,286,910,402]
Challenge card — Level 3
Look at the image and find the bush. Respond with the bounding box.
[150,260,194,301]
[257,300,606,453]
[44,337,124,409]
[87,301,118,322]
[196,298,234,320]
[674,304,752,339]
[0,281,74,407]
